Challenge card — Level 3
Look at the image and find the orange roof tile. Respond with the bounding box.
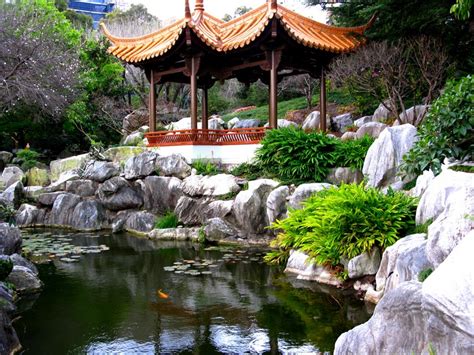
[101,2,374,63]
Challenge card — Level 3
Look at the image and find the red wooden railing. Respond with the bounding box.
[145,127,269,147]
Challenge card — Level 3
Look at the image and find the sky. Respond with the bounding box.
[129,0,328,24]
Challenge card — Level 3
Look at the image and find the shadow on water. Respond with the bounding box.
[15,229,371,354]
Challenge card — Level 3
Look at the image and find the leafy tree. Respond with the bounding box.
[0,0,81,119]
[451,0,473,19]
[106,4,158,26]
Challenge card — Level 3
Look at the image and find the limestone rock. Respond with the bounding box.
[348,248,381,279]
[166,117,200,130]
[97,177,143,211]
[302,111,330,131]
[0,224,21,255]
[65,179,99,197]
[174,197,230,225]
[9,254,38,276]
[372,101,394,122]
[208,116,226,129]
[15,204,46,227]
[6,266,42,294]
[411,170,435,198]
[331,113,353,133]
[340,131,357,141]
[354,116,373,127]
[1,166,24,188]
[233,179,279,235]
[288,183,332,210]
[50,193,81,226]
[148,227,200,241]
[82,161,119,182]
[363,124,418,189]
[143,176,183,213]
[326,168,363,186]
[0,181,24,208]
[335,234,474,355]
[266,185,289,225]
[49,153,89,182]
[398,105,430,126]
[181,174,240,197]
[285,250,343,287]
[227,117,240,129]
[122,131,144,146]
[355,122,388,139]
[102,146,147,165]
[124,211,155,233]
[155,154,191,179]
[376,234,431,294]
[0,311,20,355]
[264,119,298,128]
[123,109,148,133]
[70,200,106,230]
[38,192,64,206]
[204,217,238,242]
[25,167,50,187]
[233,119,260,129]
[202,200,233,221]
[0,152,13,166]
[45,170,80,193]
[123,151,159,179]
[24,186,45,201]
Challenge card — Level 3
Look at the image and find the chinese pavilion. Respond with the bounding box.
[101,0,374,147]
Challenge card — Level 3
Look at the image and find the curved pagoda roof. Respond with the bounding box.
[101,0,375,64]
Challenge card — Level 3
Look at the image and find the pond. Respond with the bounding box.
[15,230,371,354]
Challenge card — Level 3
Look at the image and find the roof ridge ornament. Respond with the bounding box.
[268,0,278,12]
[195,0,204,12]
[185,0,191,20]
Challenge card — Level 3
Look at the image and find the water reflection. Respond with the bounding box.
[15,230,370,354]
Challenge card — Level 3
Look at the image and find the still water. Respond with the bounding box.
[15,231,370,354]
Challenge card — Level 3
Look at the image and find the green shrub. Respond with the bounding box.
[418,268,433,282]
[0,205,16,225]
[230,162,263,180]
[450,165,474,173]
[334,135,375,170]
[266,184,418,267]
[192,159,220,175]
[154,212,179,229]
[0,258,13,282]
[16,148,40,171]
[256,127,338,184]
[402,75,474,177]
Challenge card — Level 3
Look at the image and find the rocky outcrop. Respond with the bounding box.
[102,146,147,165]
[331,113,353,133]
[0,152,13,166]
[155,154,191,179]
[266,185,289,225]
[15,204,47,227]
[123,151,159,179]
[355,122,387,139]
[326,168,363,186]
[0,224,21,256]
[285,250,342,287]
[375,234,431,295]
[347,248,381,279]
[233,179,279,235]
[204,218,238,242]
[372,101,394,123]
[335,234,474,355]
[302,111,329,131]
[181,174,240,197]
[6,266,42,294]
[82,161,119,183]
[143,176,183,213]
[411,169,435,198]
[123,211,155,233]
[122,130,144,146]
[233,119,260,129]
[97,177,143,211]
[49,154,89,182]
[363,124,418,189]
[208,116,226,129]
[1,167,24,188]
[288,183,332,209]
[65,179,99,197]
[25,167,50,187]
[398,105,430,126]
[148,227,200,241]
[50,193,81,226]
[354,116,372,127]
[70,200,106,230]
[264,119,298,128]
[0,181,24,208]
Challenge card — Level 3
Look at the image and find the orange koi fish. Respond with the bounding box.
[157,289,169,299]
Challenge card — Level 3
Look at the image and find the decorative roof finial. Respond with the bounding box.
[184,0,191,19]
[195,0,204,12]
[268,0,277,11]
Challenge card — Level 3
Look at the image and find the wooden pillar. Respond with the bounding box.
[269,50,278,129]
[190,57,198,130]
[320,66,327,132]
[201,87,208,130]
[149,68,156,132]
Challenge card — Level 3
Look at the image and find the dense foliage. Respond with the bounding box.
[155,212,179,229]
[16,148,40,171]
[402,75,474,177]
[266,184,418,267]
[256,128,339,184]
[254,128,373,184]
